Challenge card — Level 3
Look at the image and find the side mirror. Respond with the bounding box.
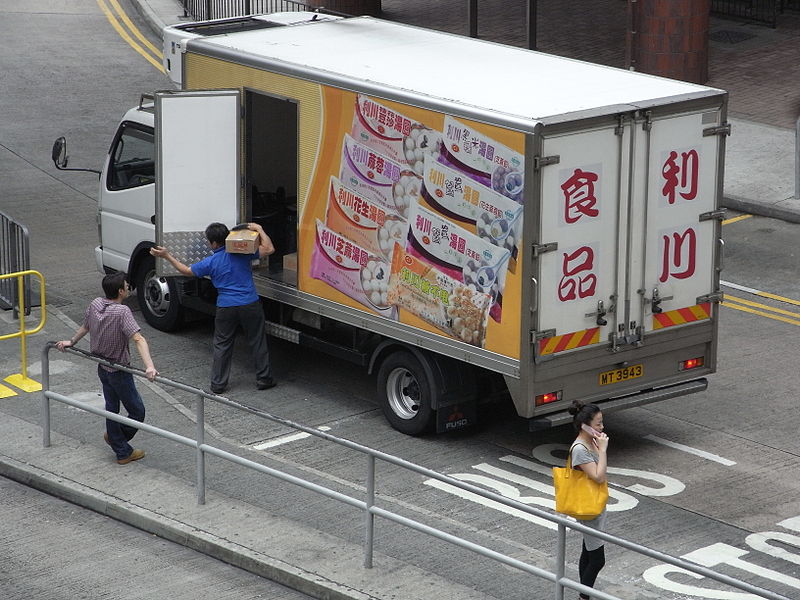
[50,136,101,176]
[52,136,68,169]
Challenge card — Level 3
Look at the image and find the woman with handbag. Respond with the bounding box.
[568,400,609,600]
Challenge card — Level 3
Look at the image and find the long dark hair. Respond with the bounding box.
[568,400,600,433]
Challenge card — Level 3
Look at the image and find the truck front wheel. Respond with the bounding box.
[376,351,434,435]
[134,256,184,331]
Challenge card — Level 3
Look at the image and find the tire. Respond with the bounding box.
[376,351,435,435]
[135,255,184,331]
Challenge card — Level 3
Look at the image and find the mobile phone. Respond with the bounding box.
[581,424,601,437]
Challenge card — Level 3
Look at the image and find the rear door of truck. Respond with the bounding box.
[533,104,723,412]
[155,89,241,274]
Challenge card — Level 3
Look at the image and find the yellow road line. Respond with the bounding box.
[722,213,752,226]
[97,0,165,73]
[722,301,800,327]
[108,0,163,58]
[723,294,800,319]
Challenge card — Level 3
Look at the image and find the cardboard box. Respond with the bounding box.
[225,229,258,254]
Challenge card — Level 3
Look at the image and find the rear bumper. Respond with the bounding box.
[528,377,708,430]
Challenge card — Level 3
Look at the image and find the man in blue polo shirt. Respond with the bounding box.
[150,222,276,394]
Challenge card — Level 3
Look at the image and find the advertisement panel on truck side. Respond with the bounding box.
[298,89,526,360]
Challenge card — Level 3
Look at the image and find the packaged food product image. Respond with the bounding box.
[351,94,441,176]
[406,202,511,322]
[439,115,524,204]
[387,244,492,347]
[324,176,409,263]
[420,154,522,264]
[339,134,422,219]
[310,219,396,319]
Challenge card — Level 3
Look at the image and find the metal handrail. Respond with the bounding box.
[40,343,790,600]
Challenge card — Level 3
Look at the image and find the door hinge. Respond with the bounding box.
[697,291,723,304]
[614,114,626,136]
[700,208,727,222]
[531,329,557,344]
[642,110,653,132]
[703,123,731,137]
[532,242,558,258]
[533,155,560,170]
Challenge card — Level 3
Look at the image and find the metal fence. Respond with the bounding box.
[0,210,31,317]
[711,0,781,27]
[40,343,791,600]
[180,0,351,20]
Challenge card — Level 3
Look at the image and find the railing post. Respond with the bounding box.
[467,0,478,38]
[41,344,52,448]
[196,393,206,505]
[794,115,799,200]
[364,454,376,568]
[554,523,566,600]
[527,0,537,50]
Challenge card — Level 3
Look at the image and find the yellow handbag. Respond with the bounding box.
[552,444,609,520]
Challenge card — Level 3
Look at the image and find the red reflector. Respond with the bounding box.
[536,391,562,405]
[680,356,704,371]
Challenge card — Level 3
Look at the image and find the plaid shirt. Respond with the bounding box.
[83,298,140,371]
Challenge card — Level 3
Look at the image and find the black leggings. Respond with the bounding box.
[579,542,606,598]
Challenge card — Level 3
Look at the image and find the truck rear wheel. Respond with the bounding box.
[135,256,184,331]
[376,351,434,435]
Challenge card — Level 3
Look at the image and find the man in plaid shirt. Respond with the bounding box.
[57,272,158,464]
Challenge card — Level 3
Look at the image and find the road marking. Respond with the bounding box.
[722,299,800,327]
[724,294,800,319]
[97,0,165,73]
[643,434,736,466]
[252,426,331,449]
[721,280,800,307]
[721,213,753,225]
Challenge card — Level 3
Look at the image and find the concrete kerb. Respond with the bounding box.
[722,195,800,224]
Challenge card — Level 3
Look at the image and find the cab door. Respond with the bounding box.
[155,89,242,274]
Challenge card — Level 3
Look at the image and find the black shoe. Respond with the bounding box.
[256,378,277,390]
[210,384,227,394]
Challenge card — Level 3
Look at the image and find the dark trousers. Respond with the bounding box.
[211,300,271,389]
[97,365,145,460]
[579,542,606,598]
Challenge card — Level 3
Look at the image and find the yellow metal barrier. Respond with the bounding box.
[0,270,46,396]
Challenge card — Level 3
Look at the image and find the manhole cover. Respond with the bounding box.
[709,29,756,44]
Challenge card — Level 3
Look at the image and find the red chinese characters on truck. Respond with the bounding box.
[659,147,700,283]
[557,167,601,303]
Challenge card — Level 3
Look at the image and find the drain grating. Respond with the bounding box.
[709,29,757,44]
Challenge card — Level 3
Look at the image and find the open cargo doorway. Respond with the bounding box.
[245,89,299,287]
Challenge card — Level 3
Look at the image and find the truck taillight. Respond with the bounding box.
[536,391,562,405]
[679,357,704,371]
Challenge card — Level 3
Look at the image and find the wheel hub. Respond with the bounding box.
[386,368,420,420]
[144,272,171,316]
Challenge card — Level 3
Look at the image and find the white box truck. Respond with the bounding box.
[53,12,728,434]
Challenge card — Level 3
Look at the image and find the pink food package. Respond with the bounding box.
[339,134,422,220]
[310,219,396,319]
[351,94,442,177]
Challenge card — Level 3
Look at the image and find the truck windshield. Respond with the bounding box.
[107,122,155,191]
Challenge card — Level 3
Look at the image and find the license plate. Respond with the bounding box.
[599,364,643,386]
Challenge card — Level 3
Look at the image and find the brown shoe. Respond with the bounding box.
[117,449,145,465]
